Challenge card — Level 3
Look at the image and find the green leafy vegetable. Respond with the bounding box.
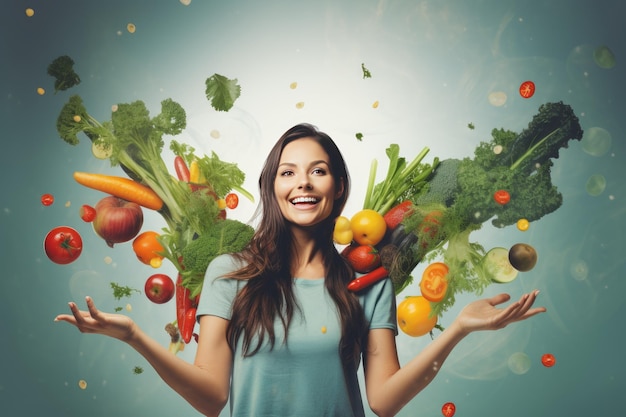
[47,55,81,93]
[180,219,255,297]
[110,282,140,300]
[205,73,241,111]
[362,144,436,214]
[56,94,254,293]
[400,101,583,315]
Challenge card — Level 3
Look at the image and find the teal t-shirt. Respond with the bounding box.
[196,254,397,417]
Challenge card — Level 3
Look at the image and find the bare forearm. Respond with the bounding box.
[126,326,228,416]
[369,322,467,417]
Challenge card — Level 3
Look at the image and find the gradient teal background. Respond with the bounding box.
[1,1,624,416]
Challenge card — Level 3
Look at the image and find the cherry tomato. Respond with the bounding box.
[420,262,449,302]
[442,402,456,417]
[519,80,535,98]
[44,226,83,264]
[541,353,556,367]
[225,193,239,209]
[79,204,97,222]
[493,189,511,205]
[41,193,54,206]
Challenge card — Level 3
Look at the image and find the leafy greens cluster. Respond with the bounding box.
[56,94,253,282]
[399,101,583,315]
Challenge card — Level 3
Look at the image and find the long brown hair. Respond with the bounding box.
[226,123,367,369]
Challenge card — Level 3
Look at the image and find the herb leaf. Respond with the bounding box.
[110,282,140,300]
[205,74,241,111]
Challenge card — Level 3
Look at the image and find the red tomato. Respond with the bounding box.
[41,193,54,206]
[493,189,511,205]
[420,262,449,302]
[342,244,381,273]
[79,204,97,222]
[442,402,456,417]
[519,80,535,98]
[541,353,556,367]
[225,193,239,209]
[44,226,83,264]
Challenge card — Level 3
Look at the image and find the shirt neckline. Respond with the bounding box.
[293,277,325,285]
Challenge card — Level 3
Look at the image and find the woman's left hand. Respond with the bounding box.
[455,290,546,334]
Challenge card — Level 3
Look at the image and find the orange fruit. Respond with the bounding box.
[350,209,387,246]
[397,295,437,337]
[342,244,381,273]
[132,231,165,265]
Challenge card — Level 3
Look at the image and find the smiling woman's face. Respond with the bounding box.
[274,137,343,229]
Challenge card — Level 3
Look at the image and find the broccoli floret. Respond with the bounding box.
[47,55,81,93]
[180,219,254,296]
[413,158,461,208]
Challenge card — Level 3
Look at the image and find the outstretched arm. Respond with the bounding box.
[364,290,546,417]
[55,296,231,417]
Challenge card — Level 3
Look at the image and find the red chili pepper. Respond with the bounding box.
[176,274,199,344]
[181,307,197,344]
[347,266,389,292]
[174,156,191,182]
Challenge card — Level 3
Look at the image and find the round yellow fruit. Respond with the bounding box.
[397,295,437,337]
[350,209,387,246]
[333,215,353,245]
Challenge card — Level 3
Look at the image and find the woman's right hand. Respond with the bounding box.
[55,296,137,342]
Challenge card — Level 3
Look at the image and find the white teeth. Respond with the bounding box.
[291,197,318,204]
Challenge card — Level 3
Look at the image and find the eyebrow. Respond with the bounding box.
[278,160,330,169]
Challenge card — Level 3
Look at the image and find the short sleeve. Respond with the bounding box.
[358,277,398,334]
[195,254,246,321]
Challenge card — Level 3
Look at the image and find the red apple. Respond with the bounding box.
[144,274,175,304]
[92,196,143,247]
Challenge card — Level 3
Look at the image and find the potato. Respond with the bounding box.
[508,243,538,272]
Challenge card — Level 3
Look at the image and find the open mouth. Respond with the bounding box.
[290,196,320,205]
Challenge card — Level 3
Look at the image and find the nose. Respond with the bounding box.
[298,177,313,190]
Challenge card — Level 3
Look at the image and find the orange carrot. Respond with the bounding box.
[73,172,163,210]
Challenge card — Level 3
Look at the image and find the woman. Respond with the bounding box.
[56,123,545,417]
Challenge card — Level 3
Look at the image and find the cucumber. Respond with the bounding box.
[483,247,519,283]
